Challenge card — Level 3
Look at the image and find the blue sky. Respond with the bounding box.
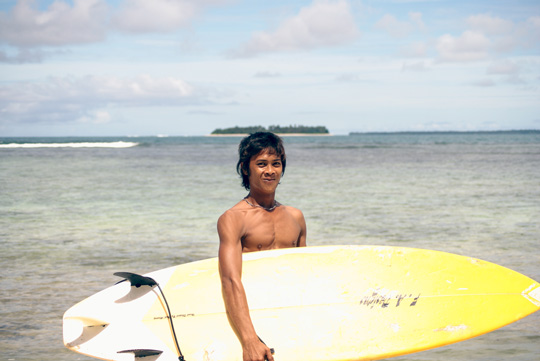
[1,0,539,136]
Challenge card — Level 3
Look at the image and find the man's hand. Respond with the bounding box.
[242,339,274,361]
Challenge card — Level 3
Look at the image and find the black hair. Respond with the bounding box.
[236,132,286,190]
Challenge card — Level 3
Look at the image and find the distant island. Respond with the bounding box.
[211,125,329,135]
[349,130,540,135]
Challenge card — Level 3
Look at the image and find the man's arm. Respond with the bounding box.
[291,207,307,247]
[217,211,274,361]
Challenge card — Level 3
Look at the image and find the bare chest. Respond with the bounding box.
[241,209,300,251]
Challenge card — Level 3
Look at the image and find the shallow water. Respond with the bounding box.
[1,132,539,360]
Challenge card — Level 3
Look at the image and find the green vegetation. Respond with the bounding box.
[212,125,329,135]
[212,126,266,135]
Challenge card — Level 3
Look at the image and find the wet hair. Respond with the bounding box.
[236,132,286,190]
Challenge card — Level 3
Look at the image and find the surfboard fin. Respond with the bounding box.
[63,317,109,348]
[114,272,158,303]
[118,349,163,360]
[114,272,158,287]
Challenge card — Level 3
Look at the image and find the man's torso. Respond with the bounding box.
[227,201,302,252]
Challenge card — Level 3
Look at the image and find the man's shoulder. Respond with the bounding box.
[218,201,249,222]
[217,202,250,241]
[281,204,304,218]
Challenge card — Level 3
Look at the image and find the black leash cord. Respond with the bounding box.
[258,335,275,360]
[155,282,185,361]
[114,272,186,360]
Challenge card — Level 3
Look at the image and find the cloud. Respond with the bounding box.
[0,0,109,47]
[230,0,359,57]
[188,110,223,115]
[113,0,213,33]
[0,0,229,49]
[77,110,112,124]
[465,14,519,54]
[466,14,513,36]
[254,71,282,78]
[470,78,496,87]
[434,14,540,64]
[487,59,520,75]
[401,61,429,72]
[400,41,428,57]
[335,73,357,82]
[432,14,540,64]
[375,12,425,38]
[408,12,425,30]
[436,31,491,63]
[517,16,540,49]
[502,74,526,85]
[0,74,219,125]
[0,48,55,63]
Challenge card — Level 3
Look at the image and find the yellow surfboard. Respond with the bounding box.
[63,245,540,361]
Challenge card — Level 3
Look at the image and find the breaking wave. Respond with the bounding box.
[0,141,139,148]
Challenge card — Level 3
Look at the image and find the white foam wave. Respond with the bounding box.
[0,141,139,149]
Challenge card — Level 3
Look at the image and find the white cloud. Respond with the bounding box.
[335,73,362,82]
[487,59,520,75]
[434,15,540,63]
[0,0,229,49]
[375,12,425,38]
[401,61,429,72]
[0,0,109,47]
[0,74,218,125]
[467,14,513,36]
[408,12,425,30]
[400,41,428,57]
[254,71,281,78]
[465,14,518,54]
[231,0,359,57]
[471,78,496,87]
[375,14,409,37]
[436,31,491,63]
[113,0,197,33]
[88,74,195,101]
[517,16,540,49]
[502,74,526,85]
[0,48,50,63]
[77,110,112,124]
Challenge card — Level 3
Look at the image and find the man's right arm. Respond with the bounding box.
[217,211,274,361]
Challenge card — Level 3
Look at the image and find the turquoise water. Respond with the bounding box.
[1,132,539,360]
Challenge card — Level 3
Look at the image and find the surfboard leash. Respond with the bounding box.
[114,272,186,361]
[258,336,275,361]
[155,281,185,361]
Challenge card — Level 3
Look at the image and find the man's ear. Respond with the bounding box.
[241,162,249,175]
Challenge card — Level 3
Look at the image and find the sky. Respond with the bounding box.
[0,0,539,136]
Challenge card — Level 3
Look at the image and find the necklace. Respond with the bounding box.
[244,197,279,211]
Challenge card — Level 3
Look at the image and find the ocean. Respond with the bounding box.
[1,131,539,361]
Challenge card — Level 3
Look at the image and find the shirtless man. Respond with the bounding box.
[218,132,307,361]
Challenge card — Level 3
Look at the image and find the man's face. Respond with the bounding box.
[247,149,283,194]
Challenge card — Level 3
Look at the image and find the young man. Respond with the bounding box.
[218,132,307,361]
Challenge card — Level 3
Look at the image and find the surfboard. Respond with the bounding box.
[63,245,540,361]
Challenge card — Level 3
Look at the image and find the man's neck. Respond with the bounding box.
[245,192,276,209]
